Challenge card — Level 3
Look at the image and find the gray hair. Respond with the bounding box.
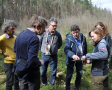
[49,17,58,24]
[1,20,17,33]
[30,15,48,27]
[71,24,80,31]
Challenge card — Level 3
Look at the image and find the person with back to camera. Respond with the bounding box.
[39,17,62,85]
[13,15,47,90]
[94,22,111,90]
[64,24,87,90]
[0,20,19,90]
[81,27,109,90]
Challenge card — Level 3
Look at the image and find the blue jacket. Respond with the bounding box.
[85,37,108,76]
[14,29,41,72]
[64,33,87,68]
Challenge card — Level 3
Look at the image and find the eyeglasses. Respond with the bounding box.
[50,24,57,27]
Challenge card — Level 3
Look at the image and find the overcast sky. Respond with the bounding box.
[91,0,112,12]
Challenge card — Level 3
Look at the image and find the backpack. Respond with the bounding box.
[104,36,111,58]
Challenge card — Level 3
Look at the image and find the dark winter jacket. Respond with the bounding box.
[14,29,41,74]
[64,33,87,68]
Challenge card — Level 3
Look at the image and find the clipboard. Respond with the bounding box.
[72,59,82,61]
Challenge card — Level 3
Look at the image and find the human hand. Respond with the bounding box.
[2,52,9,58]
[81,56,86,61]
[84,60,90,65]
[40,60,44,66]
[72,55,80,60]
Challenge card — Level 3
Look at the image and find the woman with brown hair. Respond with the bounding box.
[95,22,111,89]
[95,22,111,46]
[81,27,109,90]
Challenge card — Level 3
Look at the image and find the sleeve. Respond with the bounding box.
[58,33,62,49]
[64,37,75,59]
[27,36,41,68]
[85,42,108,60]
[0,35,6,52]
[13,38,17,53]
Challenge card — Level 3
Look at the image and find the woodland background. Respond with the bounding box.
[0,0,112,90]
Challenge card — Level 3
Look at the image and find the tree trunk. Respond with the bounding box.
[14,0,17,20]
[1,0,4,21]
[30,0,32,18]
[37,0,38,15]
[6,0,9,19]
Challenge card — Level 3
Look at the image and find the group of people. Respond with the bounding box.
[0,15,111,90]
[64,22,111,90]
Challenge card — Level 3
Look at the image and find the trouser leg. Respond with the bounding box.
[91,74,108,90]
[66,66,74,90]
[19,78,28,90]
[14,75,20,90]
[75,61,83,89]
[41,61,49,85]
[28,71,40,90]
[3,63,13,90]
[50,54,57,85]
[103,76,108,87]
[41,53,50,85]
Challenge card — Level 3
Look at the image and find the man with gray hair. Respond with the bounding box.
[14,15,47,90]
[0,20,19,90]
[39,17,62,85]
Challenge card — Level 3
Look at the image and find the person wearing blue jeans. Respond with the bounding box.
[39,17,62,85]
[41,53,57,85]
[66,62,83,90]
[64,24,87,90]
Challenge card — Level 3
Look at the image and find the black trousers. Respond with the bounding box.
[3,63,19,90]
[103,76,108,87]
[19,70,40,90]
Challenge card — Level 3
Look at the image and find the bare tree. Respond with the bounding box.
[1,0,4,21]
[6,0,9,19]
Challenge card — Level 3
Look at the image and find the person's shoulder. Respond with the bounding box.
[79,33,86,40]
[66,33,72,38]
[0,34,7,40]
[100,37,107,44]
[80,33,85,37]
[55,30,61,36]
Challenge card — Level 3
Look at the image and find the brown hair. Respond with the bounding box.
[30,15,48,28]
[89,27,103,45]
[103,24,109,36]
[95,22,108,36]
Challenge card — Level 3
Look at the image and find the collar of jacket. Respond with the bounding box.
[67,33,84,43]
[94,36,106,46]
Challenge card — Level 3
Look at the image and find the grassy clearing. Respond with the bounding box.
[0,39,112,90]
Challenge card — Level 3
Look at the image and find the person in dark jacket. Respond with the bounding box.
[64,24,87,90]
[39,17,62,85]
[13,15,47,90]
[95,22,111,89]
[81,27,109,90]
